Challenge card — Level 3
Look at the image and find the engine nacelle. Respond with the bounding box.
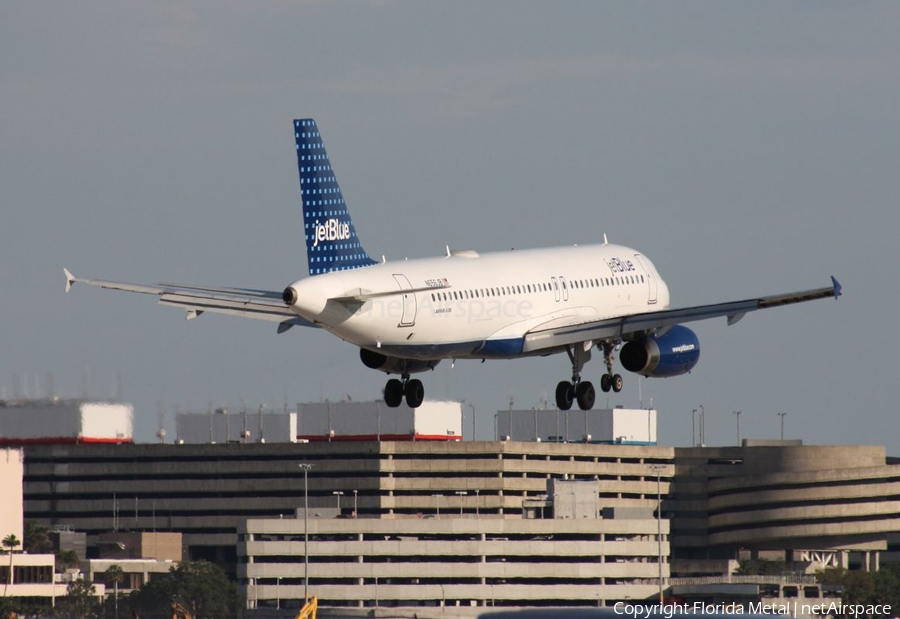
[359,348,441,375]
[619,325,700,378]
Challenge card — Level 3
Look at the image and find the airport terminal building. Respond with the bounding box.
[11,401,900,609]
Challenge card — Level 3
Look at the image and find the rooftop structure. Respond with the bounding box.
[0,399,132,445]
[174,400,462,444]
[495,407,657,444]
[176,408,297,444]
[296,400,462,442]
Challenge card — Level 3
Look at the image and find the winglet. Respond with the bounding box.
[63,268,76,293]
[602,234,609,245]
[831,276,842,299]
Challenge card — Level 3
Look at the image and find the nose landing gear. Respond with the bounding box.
[599,342,624,394]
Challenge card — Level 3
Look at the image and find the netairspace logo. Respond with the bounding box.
[312,219,350,247]
[613,602,893,618]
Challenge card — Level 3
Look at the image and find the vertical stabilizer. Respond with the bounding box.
[294,119,377,275]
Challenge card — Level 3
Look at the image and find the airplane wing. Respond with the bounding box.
[522,277,842,353]
[63,269,315,333]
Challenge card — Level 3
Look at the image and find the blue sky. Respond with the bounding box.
[2,3,898,449]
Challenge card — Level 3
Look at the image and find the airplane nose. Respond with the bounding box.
[282,286,299,306]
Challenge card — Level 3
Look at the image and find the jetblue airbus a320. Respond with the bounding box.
[64,119,842,411]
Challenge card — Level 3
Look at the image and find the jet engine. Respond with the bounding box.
[359,348,441,375]
[619,325,700,378]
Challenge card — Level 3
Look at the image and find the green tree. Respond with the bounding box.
[58,579,101,619]
[56,548,81,572]
[130,561,236,619]
[815,566,900,615]
[2,533,21,597]
[735,558,789,575]
[104,565,126,619]
[24,521,54,554]
[871,565,900,607]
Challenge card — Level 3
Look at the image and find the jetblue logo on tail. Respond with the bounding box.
[313,219,351,247]
[295,119,377,275]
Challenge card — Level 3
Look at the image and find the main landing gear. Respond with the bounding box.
[554,342,623,411]
[384,374,424,409]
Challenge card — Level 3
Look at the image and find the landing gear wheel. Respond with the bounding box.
[555,381,574,411]
[612,374,624,393]
[576,381,596,411]
[600,374,611,393]
[405,378,425,408]
[384,379,404,408]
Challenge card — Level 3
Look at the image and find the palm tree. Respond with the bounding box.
[2,533,21,597]
[105,564,126,619]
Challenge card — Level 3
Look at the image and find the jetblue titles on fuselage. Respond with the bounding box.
[606,257,636,274]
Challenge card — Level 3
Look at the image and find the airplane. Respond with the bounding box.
[64,118,842,411]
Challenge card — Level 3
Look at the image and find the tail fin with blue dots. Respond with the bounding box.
[294,119,377,276]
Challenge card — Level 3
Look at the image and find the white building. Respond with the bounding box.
[1,448,104,606]
[1,448,24,543]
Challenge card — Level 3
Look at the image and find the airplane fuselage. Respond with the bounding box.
[287,243,670,361]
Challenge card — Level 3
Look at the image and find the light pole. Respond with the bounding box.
[333,490,344,514]
[649,464,666,603]
[691,409,697,446]
[298,463,314,602]
[733,410,742,446]
[778,412,787,439]
[353,489,358,518]
[475,489,480,519]
[469,403,476,441]
[455,490,467,516]
[432,493,443,519]
[699,404,705,446]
